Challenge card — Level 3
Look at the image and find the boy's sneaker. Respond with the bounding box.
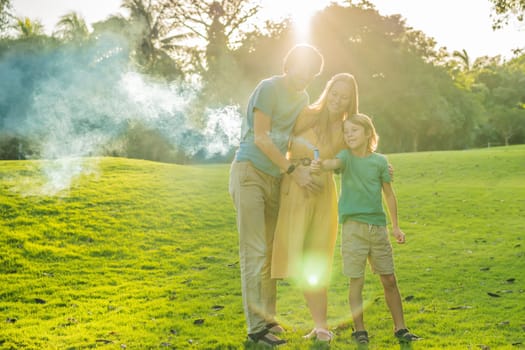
[394,328,422,342]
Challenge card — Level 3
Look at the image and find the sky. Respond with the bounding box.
[9,0,525,60]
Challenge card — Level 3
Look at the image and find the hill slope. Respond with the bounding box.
[0,146,524,349]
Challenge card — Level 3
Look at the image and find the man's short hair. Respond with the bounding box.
[282,44,324,76]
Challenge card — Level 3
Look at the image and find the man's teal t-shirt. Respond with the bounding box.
[235,75,309,177]
[336,150,392,226]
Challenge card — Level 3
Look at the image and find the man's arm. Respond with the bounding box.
[253,109,321,192]
[253,109,290,171]
[382,182,405,244]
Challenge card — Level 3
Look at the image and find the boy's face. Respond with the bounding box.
[343,121,368,150]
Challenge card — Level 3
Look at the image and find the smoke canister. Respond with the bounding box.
[313,148,319,160]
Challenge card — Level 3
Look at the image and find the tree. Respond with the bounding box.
[0,0,12,34]
[161,0,262,123]
[163,0,260,74]
[473,56,525,145]
[53,11,90,42]
[118,0,186,79]
[307,3,476,152]
[452,49,471,72]
[489,0,525,28]
[122,121,178,162]
[91,1,185,80]
[121,0,163,67]
[12,17,45,38]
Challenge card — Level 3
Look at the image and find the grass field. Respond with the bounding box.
[0,145,524,349]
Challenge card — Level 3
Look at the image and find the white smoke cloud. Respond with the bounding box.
[1,34,241,195]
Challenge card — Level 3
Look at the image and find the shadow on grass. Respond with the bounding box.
[399,342,414,350]
[243,339,332,349]
[242,335,417,349]
[308,340,331,350]
[343,341,415,350]
[243,339,285,350]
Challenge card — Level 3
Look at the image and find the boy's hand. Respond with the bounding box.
[310,159,322,174]
[391,227,405,244]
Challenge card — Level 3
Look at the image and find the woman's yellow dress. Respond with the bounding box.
[271,125,342,287]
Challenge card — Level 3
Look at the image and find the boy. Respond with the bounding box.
[313,113,421,344]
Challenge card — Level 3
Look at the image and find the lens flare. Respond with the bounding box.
[307,274,319,287]
[300,252,329,290]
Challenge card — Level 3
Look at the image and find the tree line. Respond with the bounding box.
[0,0,524,162]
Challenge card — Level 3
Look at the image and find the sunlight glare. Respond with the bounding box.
[307,274,319,286]
[289,3,316,41]
[300,252,328,290]
[262,0,331,42]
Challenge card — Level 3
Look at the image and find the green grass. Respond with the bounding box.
[0,145,524,349]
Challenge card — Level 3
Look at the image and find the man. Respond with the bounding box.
[229,44,324,346]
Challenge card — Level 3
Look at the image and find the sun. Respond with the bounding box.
[288,2,319,41]
[260,0,333,42]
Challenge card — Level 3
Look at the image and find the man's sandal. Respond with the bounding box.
[266,322,285,334]
[248,328,286,347]
[303,328,334,342]
[351,330,369,344]
[394,328,422,342]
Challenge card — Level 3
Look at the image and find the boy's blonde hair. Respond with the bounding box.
[345,113,379,152]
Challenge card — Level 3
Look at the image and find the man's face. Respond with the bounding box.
[286,64,317,91]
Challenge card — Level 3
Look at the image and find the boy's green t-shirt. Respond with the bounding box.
[235,75,309,177]
[336,149,392,226]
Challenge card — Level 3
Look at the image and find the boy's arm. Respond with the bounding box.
[310,158,342,174]
[382,182,405,244]
[322,159,343,171]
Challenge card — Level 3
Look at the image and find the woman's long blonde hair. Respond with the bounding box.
[310,73,358,116]
[309,73,359,145]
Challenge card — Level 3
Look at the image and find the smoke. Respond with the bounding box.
[0,33,241,195]
[202,105,242,156]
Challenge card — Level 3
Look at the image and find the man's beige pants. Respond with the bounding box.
[229,161,280,334]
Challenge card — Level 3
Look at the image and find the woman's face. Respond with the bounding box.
[326,81,352,116]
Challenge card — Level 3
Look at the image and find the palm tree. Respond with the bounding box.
[453,49,471,72]
[120,0,190,75]
[13,17,44,38]
[54,11,89,42]
[121,0,164,66]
